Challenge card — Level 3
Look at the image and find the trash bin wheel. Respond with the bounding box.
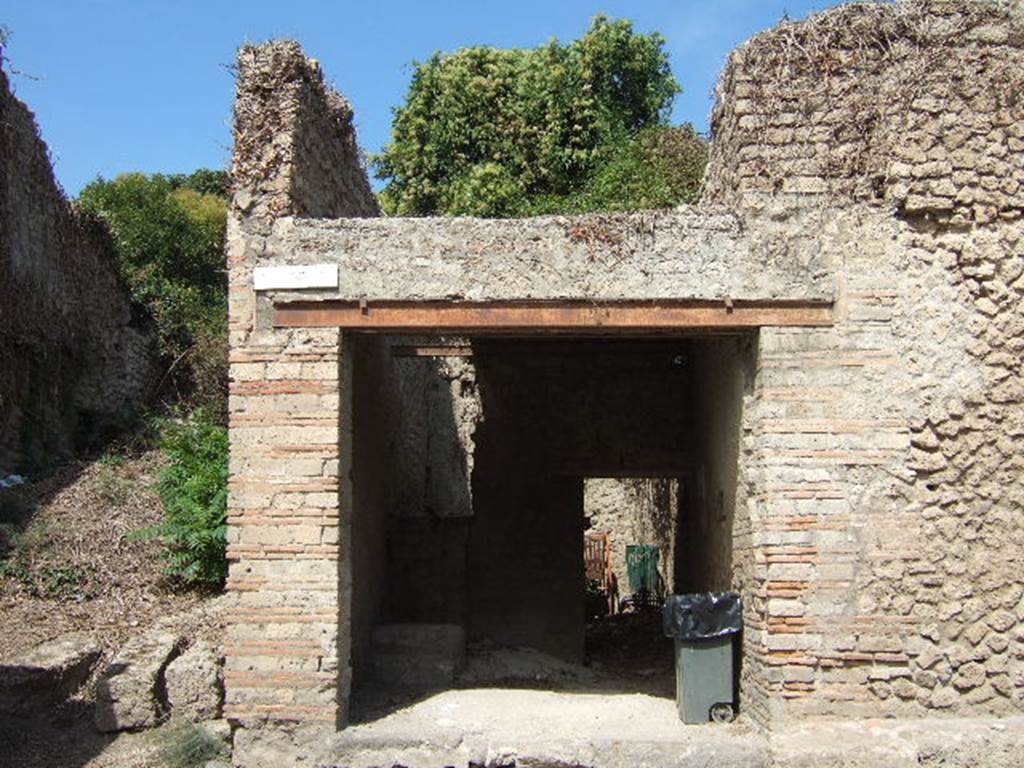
[710,703,735,723]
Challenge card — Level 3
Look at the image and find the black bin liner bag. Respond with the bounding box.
[662,592,743,640]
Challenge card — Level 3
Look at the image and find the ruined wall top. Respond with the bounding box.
[704,0,1024,224]
[229,3,1023,305]
[230,41,379,235]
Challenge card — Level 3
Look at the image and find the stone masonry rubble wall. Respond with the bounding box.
[0,68,150,473]
[705,0,1024,224]
[704,0,1024,724]
[585,478,678,600]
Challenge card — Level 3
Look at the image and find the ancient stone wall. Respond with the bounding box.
[0,69,150,473]
[265,210,834,304]
[223,41,379,767]
[380,342,478,628]
[387,347,479,522]
[705,0,1024,224]
[584,477,678,598]
[705,0,1024,724]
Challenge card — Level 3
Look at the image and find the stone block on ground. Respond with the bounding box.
[0,632,100,715]
[93,630,183,733]
[165,641,222,722]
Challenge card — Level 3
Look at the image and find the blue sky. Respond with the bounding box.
[3,0,846,197]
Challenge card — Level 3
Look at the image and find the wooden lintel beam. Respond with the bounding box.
[274,300,832,333]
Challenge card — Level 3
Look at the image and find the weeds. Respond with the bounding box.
[132,410,228,587]
[95,456,131,505]
[0,534,90,599]
[0,514,92,600]
[156,721,228,768]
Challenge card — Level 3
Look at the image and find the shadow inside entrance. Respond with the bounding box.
[349,611,673,725]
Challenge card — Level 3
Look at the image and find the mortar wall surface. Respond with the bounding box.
[263,211,834,304]
[0,69,150,473]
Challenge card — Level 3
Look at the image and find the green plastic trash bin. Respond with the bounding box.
[625,544,661,595]
[663,592,742,724]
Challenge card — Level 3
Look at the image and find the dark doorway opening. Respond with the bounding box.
[348,334,752,720]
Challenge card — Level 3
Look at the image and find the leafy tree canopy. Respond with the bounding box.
[78,170,228,413]
[375,16,705,217]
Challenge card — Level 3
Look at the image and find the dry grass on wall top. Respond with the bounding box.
[705,0,1024,220]
[720,0,1021,89]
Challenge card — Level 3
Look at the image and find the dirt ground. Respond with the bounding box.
[0,450,223,657]
[1,704,163,768]
[0,449,225,768]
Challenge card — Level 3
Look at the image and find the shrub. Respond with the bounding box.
[77,171,228,415]
[527,124,707,214]
[443,162,527,217]
[156,721,228,768]
[188,325,229,426]
[134,412,228,587]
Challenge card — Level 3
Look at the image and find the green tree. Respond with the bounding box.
[78,171,228,416]
[527,124,707,214]
[375,16,704,217]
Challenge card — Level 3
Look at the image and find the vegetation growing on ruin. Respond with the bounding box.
[78,171,229,419]
[156,721,229,768]
[375,16,706,217]
[77,171,231,588]
[131,410,228,587]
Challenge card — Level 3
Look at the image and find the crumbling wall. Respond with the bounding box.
[223,41,379,768]
[230,42,378,225]
[0,68,150,473]
[383,343,478,626]
[388,349,479,521]
[705,0,1024,724]
[706,0,1024,224]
